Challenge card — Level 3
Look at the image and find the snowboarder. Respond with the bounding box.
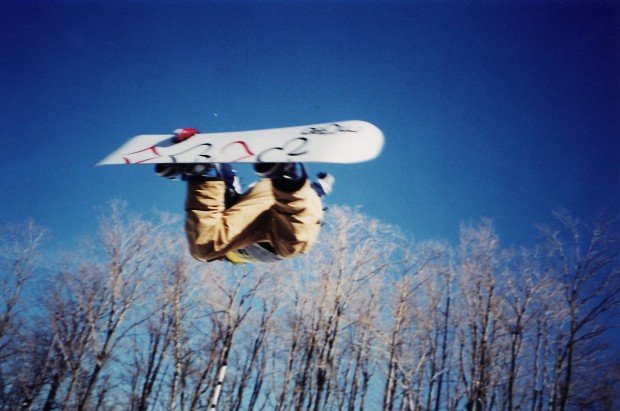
[156,128,335,264]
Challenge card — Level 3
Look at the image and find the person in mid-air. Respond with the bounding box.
[156,128,334,264]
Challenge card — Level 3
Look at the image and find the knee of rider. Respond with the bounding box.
[275,230,319,258]
[276,241,308,259]
[186,234,220,262]
[188,243,212,262]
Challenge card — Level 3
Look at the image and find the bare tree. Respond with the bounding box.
[381,242,445,411]
[456,220,503,411]
[383,269,424,411]
[492,247,553,411]
[127,305,173,411]
[26,203,178,409]
[230,291,279,411]
[0,220,46,409]
[126,233,190,411]
[299,206,392,411]
[343,272,382,411]
[539,211,619,410]
[181,263,275,410]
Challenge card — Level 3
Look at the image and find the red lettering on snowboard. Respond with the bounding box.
[221,140,255,162]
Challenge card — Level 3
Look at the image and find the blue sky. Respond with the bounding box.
[1,0,618,249]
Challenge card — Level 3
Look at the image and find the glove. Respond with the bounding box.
[311,172,335,197]
[155,127,200,179]
[173,127,200,143]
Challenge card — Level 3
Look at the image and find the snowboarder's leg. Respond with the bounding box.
[253,163,325,258]
[267,179,324,258]
[185,178,274,262]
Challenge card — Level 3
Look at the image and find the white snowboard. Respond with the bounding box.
[97,120,383,165]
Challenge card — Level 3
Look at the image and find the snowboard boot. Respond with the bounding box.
[156,163,242,208]
[253,162,334,196]
[154,163,221,181]
[187,163,241,208]
[254,162,308,192]
[155,163,186,180]
[253,162,280,178]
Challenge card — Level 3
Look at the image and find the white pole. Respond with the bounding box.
[209,363,228,410]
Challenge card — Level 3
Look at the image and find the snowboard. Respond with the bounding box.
[97,120,383,165]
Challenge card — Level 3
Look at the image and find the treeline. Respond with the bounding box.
[0,203,618,410]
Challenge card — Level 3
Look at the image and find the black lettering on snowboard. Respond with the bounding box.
[257,137,309,162]
[300,123,357,135]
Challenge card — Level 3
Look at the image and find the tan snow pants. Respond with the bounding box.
[185,179,324,262]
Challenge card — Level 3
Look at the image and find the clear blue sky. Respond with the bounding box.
[1,0,618,248]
